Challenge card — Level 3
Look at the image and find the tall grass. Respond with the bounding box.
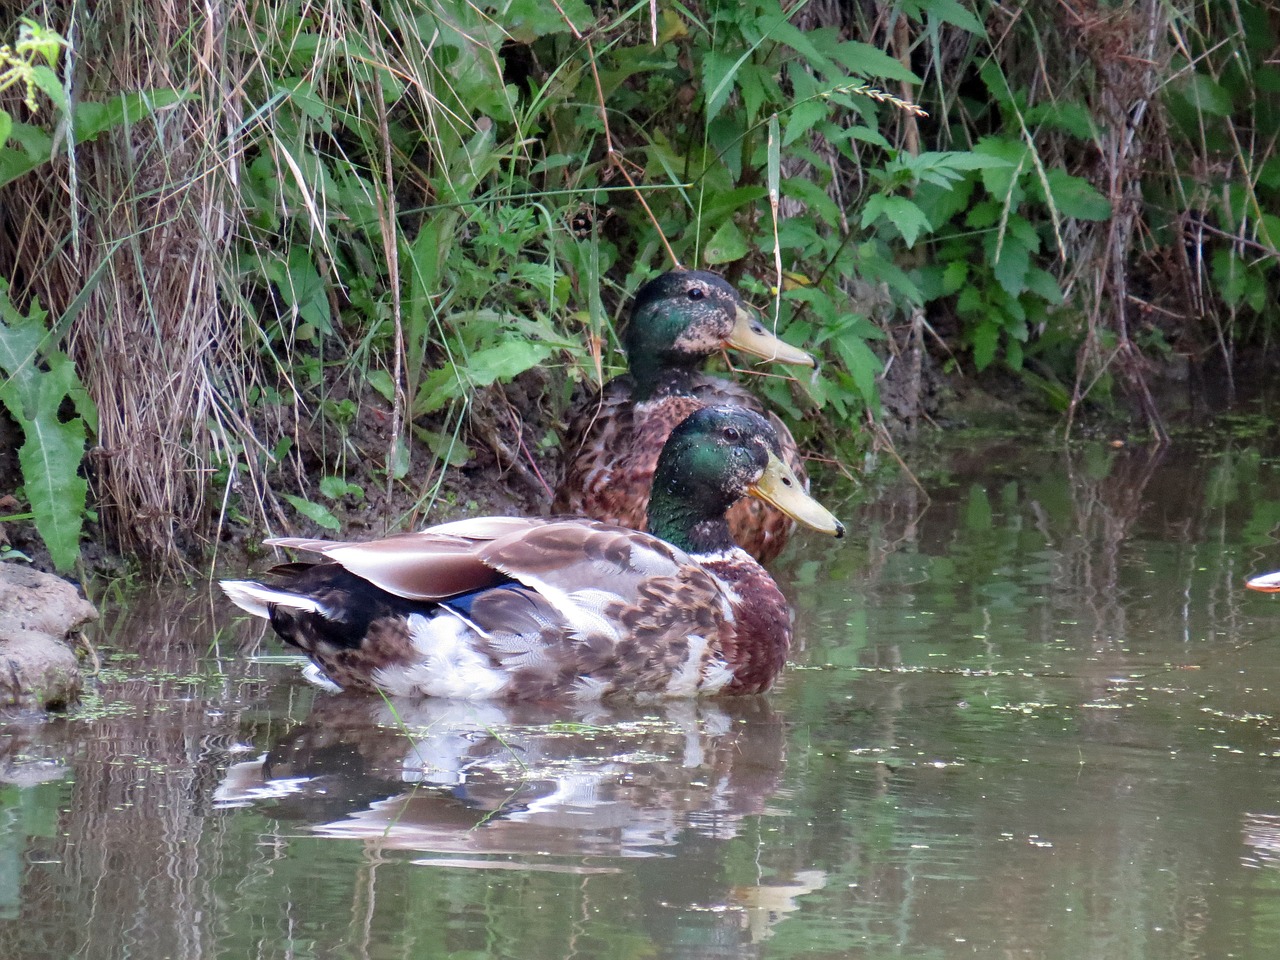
[0,0,1275,572]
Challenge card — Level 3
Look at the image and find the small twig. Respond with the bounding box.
[371,54,405,532]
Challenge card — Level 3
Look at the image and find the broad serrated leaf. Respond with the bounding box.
[502,0,591,42]
[319,476,363,500]
[1044,169,1112,220]
[411,425,473,468]
[829,40,920,83]
[0,308,42,414]
[988,232,1031,295]
[783,177,842,227]
[0,109,11,147]
[783,97,827,146]
[703,219,749,265]
[975,137,1029,202]
[703,47,752,124]
[875,195,932,247]
[274,246,331,333]
[16,413,86,571]
[971,320,1000,371]
[414,341,555,416]
[1024,267,1065,304]
[366,369,397,403]
[832,334,884,404]
[43,351,98,435]
[942,260,969,295]
[1178,73,1233,117]
[283,494,341,531]
[28,66,67,113]
[1025,101,1096,139]
[921,0,986,34]
[0,123,53,188]
[73,90,186,142]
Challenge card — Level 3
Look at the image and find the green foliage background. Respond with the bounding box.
[0,0,1276,570]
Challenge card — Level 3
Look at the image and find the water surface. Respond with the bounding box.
[4,423,1280,958]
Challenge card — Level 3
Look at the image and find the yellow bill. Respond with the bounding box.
[726,305,815,367]
[747,452,844,538]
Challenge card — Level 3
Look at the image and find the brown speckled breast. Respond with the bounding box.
[557,375,807,564]
[702,553,793,695]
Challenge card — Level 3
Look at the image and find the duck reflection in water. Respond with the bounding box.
[218,695,787,857]
[216,694,825,943]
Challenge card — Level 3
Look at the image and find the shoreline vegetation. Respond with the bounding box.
[0,1,1275,579]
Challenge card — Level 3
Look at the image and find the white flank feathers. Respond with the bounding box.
[220,581,330,620]
[665,635,709,697]
[372,613,509,700]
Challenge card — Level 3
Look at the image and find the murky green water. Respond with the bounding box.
[6,423,1280,959]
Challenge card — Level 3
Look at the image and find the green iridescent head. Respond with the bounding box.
[647,405,844,554]
[624,271,814,399]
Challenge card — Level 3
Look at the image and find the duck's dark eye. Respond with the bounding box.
[687,287,705,301]
[723,427,741,442]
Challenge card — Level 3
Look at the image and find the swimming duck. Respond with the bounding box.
[555,270,814,564]
[1246,571,1280,592]
[221,405,843,701]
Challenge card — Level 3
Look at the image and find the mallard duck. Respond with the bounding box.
[555,269,814,564]
[1246,571,1280,592]
[221,405,843,700]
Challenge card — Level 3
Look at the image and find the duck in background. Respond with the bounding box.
[1246,571,1280,592]
[221,405,843,700]
[555,270,814,564]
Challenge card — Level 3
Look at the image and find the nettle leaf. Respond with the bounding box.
[919,0,986,34]
[974,137,1029,202]
[783,97,828,146]
[971,320,1000,371]
[703,219,749,265]
[832,334,884,404]
[829,40,920,83]
[1024,267,1065,305]
[987,230,1032,295]
[0,122,53,187]
[283,494,341,531]
[0,110,10,147]
[703,47,751,124]
[738,62,771,121]
[942,260,969,295]
[782,177,842,227]
[415,341,556,416]
[274,246,332,334]
[1177,72,1234,117]
[864,195,931,247]
[830,124,891,150]
[29,66,67,113]
[278,77,330,125]
[1043,169,1112,220]
[700,186,768,223]
[913,177,975,229]
[74,90,187,142]
[762,17,834,74]
[502,0,591,42]
[1025,101,1096,139]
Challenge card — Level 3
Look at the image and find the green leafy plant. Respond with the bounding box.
[0,282,96,570]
